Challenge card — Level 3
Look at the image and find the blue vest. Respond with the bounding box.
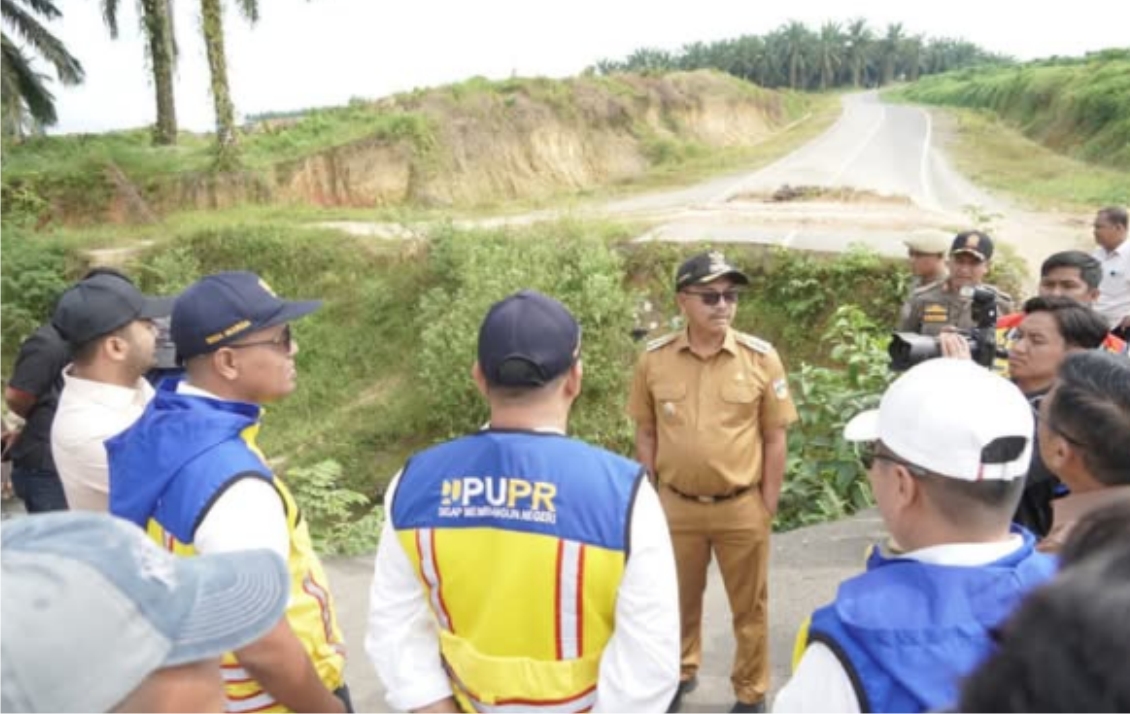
[808,529,1056,713]
[392,429,645,550]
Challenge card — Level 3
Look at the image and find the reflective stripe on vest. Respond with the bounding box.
[226,689,279,713]
[555,539,584,661]
[449,665,598,713]
[416,527,455,632]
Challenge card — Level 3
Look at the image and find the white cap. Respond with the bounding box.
[844,359,1034,481]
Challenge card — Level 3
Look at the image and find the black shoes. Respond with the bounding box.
[667,675,699,713]
[730,699,766,713]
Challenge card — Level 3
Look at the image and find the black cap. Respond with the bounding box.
[52,274,172,347]
[950,231,994,261]
[477,290,581,387]
[171,271,322,361]
[675,251,750,290]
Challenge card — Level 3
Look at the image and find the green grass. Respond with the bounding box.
[887,49,1130,210]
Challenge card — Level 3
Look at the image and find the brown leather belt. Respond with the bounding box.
[665,483,752,504]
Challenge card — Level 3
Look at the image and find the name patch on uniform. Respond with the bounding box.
[438,476,558,524]
[773,378,789,399]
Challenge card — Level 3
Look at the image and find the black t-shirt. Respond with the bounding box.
[7,324,70,471]
[1014,388,1058,537]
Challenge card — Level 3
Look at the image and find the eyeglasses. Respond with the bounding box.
[857,441,927,476]
[227,325,293,353]
[683,289,741,306]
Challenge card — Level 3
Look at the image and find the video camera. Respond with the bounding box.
[889,287,1002,371]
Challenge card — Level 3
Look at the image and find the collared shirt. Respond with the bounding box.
[1093,242,1130,328]
[366,463,680,713]
[1038,484,1130,554]
[627,328,798,495]
[772,536,1025,713]
[51,367,154,511]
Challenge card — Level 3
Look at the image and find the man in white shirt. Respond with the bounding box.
[366,290,680,713]
[773,359,1057,713]
[50,273,168,511]
[1092,205,1130,337]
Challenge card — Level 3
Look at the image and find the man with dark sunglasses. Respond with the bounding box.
[106,271,351,714]
[628,250,798,713]
[775,358,1055,713]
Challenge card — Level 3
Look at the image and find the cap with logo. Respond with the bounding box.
[52,273,173,347]
[675,251,751,290]
[949,231,995,262]
[171,271,322,361]
[903,229,952,255]
[843,358,1033,481]
[0,512,289,713]
[478,290,581,387]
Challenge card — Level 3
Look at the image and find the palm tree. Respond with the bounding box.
[878,23,904,86]
[201,0,258,165]
[814,22,843,91]
[781,21,812,89]
[902,34,925,82]
[1,0,84,137]
[101,0,178,145]
[844,18,873,88]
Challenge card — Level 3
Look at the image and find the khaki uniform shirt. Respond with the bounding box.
[627,328,799,496]
[898,281,1013,336]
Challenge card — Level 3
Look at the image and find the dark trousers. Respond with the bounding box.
[10,466,68,513]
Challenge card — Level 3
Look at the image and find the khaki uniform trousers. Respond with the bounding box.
[659,485,772,704]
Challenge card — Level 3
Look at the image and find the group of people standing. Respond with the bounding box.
[3,207,1130,713]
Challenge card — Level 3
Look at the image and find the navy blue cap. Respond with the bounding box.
[52,274,172,347]
[171,271,322,360]
[478,290,581,387]
[676,250,750,290]
[950,230,994,261]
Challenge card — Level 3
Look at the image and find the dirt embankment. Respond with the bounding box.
[104,72,801,220]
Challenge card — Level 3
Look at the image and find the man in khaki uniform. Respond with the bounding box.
[899,230,1014,336]
[628,251,799,714]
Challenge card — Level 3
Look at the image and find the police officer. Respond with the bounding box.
[903,229,950,295]
[899,230,1013,335]
[628,251,799,713]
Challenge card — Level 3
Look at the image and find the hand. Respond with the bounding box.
[938,332,972,360]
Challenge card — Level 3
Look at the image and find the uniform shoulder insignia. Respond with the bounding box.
[646,333,678,352]
[912,281,943,297]
[735,332,772,354]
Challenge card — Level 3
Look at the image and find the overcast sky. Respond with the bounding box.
[45,0,1129,135]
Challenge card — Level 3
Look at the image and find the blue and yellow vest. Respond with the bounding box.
[391,429,646,713]
[792,529,1056,713]
[108,389,345,713]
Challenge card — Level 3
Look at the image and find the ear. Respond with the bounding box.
[1041,432,1072,475]
[675,291,688,315]
[471,361,489,398]
[103,334,129,363]
[563,360,583,400]
[213,349,240,382]
[893,466,919,511]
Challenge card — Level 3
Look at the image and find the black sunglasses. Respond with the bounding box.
[857,441,927,476]
[227,324,293,353]
[683,289,741,306]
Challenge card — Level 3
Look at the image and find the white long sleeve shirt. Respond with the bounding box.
[366,463,680,712]
[773,535,1025,713]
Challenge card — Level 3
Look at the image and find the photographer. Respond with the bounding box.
[899,231,1013,336]
[943,296,1108,536]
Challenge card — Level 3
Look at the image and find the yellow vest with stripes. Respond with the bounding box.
[148,427,345,713]
[392,430,644,712]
